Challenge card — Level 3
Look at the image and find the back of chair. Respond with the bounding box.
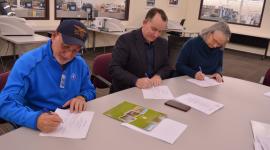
[0,72,9,91]
[263,68,270,86]
[92,53,112,88]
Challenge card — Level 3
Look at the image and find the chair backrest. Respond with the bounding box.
[92,53,112,88]
[263,68,270,86]
[0,72,9,91]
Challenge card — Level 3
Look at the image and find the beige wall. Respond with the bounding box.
[126,0,187,27]
[27,0,188,29]
[27,0,270,37]
[183,0,270,56]
[184,0,270,37]
[26,0,270,53]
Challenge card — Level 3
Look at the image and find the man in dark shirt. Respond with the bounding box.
[109,8,172,93]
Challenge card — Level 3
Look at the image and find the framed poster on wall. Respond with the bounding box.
[55,0,130,20]
[198,0,266,27]
[147,0,155,8]
[5,0,49,20]
[169,0,178,6]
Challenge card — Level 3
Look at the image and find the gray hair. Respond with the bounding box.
[200,22,231,42]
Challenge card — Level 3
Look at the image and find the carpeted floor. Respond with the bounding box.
[1,45,270,98]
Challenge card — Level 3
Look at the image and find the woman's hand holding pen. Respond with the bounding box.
[195,71,205,80]
[195,66,205,80]
[37,112,63,133]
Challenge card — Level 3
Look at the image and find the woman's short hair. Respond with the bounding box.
[200,22,231,42]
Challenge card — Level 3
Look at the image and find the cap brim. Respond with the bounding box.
[61,34,85,47]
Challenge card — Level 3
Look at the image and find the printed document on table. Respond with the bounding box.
[186,76,222,87]
[175,93,224,115]
[264,92,270,97]
[40,108,94,139]
[251,120,270,150]
[121,118,187,144]
[142,85,174,99]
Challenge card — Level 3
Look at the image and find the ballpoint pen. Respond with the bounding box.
[198,66,205,80]
[145,73,154,88]
[198,66,202,72]
[145,73,149,78]
[42,108,53,115]
[43,108,64,123]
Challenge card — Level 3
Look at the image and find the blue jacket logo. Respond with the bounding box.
[71,73,77,80]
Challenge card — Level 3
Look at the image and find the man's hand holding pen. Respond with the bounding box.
[37,110,63,133]
[135,74,162,89]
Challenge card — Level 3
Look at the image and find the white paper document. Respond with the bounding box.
[175,93,224,115]
[264,92,270,97]
[40,109,94,139]
[142,85,174,100]
[186,77,222,87]
[251,120,270,150]
[122,118,187,144]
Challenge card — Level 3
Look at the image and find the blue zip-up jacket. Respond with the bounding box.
[0,40,96,129]
[175,36,223,78]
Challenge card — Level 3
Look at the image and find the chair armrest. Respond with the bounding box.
[91,74,112,88]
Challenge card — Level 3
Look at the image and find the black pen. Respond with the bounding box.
[42,108,53,115]
[198,66,202,72]
[145,73,149,78]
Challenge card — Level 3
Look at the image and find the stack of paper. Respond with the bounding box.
[104,101,187,144]
[251,120,270,150]
[104,101,167,131]
[264,92,270,97]
[122,118,187,144]
[175,93,224,115]
[142,85,174,99]
[40,109,94,139]
[186,77,222,87]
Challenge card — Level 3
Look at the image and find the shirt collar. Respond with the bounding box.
[139,28,155,46]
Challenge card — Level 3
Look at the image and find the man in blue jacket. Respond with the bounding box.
[175,22,231,82]
[0,20,96,134]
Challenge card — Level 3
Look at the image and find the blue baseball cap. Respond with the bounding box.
[56,19,88,47]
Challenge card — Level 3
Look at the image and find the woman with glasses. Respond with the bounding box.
[175,22,231,82]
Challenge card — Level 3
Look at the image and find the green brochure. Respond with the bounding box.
[104,101,167,131]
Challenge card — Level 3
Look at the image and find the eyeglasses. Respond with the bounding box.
[211,33,224,48]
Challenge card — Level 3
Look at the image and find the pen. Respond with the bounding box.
[145,73,154,88]
[42,108,53,115]
[43,108,64,123]
[61,105,70,109]
[145,73,149,78]
[198,66,202,72]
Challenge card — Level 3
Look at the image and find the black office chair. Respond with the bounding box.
[180,19,185,26]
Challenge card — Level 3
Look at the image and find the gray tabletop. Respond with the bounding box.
[0,34,49,45]
[1,76,270,150]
